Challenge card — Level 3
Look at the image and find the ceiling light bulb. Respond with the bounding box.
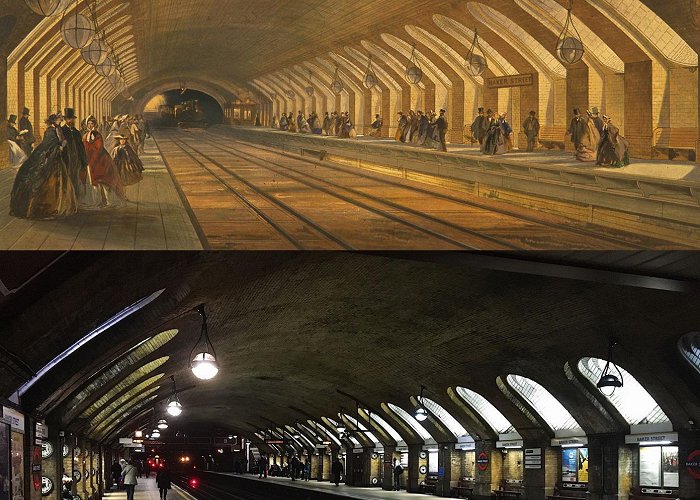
[157,419,168,430]
[167,400,182,417]
[414,407,428,422]
[191,352,219,380]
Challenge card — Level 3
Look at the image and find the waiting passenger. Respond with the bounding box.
[396,111,408,142]
[596,115,630,167]
[297,111,304,132]
[567,108,587,153]
[471,108,486,149]
[576,110,600,162]
[331,456,343,486]
[271,115,279,129]
[322,112,331,135]
[111,135,144,187]
[121,459,138,500]
[369,114,383,137]
[310,112,323,134]
[288,112,297,133]
[279,114,288,131]
[522,111,540,153]
[435,109,449,152]
[392,458,404,491]
[156,464,171,500]
[483,111,512,156]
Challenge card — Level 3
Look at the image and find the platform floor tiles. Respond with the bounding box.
[0,139,202,250]
[102,477,193,500]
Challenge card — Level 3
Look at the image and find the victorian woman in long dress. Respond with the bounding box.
[83,116,127,206]
[596,116,630,167]
[10,114,79,219]
[8,140,27,168]
[483,112,512,156]
[111,135,144,187]
[575,111,601,162]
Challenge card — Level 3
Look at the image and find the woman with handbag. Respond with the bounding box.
[121,460,138,500]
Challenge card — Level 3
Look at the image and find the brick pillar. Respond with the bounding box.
[521,443,556,500]
[624,60,654,160]
[483,69,499,116]
[0,51,8,170]
[474,441,502,500]
[382,447,396,491]
[519,73,540,149]
[381,89,391,138]
[423,83,436,114]
[362,89,372,135]
[362,448,373,486]
[449,80,465,144]
[587,433,626,500]
[566,66,589,153]
[679,429,700,498]
[407,444,422,493]
[697,80,700,163]
[437,443,456,497]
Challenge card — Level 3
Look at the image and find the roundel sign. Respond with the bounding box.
[41,442,54,459]
[41,477,54,496]
[73,470,81,482]
[477,451,489,472]
[686,449,700,480]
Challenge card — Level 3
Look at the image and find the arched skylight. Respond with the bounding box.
[421,397,470,438]
[342,415,380,445]
[286,425,315,449]
[363,409,403,443]
[456,387,515,434]
[506,375,582,432]
[577,357,670,426]
[679,332,700,376]
[298,423,323,442]
[386,403,433,441]
[309,421,341,446]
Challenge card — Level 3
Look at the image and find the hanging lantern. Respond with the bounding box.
[190,305,220,380]
[107,71,121,87]
[270,91,277,100]
[363,55,378,90]
[166,376,183,417]
[157,419,168,430]
[330,66,343,95]
[596,340,623,397]
[414,385,429,422]
[466,30,488,77]
[25,0,62,16]
[61,1,94,49]
[95,57,114,77]
[81,37,107,66]
[556,0,585,65]
[305,70,314,97]
[405,43,423,85]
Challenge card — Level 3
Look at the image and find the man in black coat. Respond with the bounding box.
[331,456,343,486]
[19,108,35,155]
[471,107,486,149]
[436,109,449,152]
[61,108,88,194]
[567,108,587,152]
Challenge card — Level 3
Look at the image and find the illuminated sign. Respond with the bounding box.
[624,433,678,445]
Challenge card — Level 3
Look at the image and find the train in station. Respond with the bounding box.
[158,100,209,129]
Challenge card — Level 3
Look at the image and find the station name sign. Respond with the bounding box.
[624,432,678,444]
[265,439,285,445]
[486,74,534,89]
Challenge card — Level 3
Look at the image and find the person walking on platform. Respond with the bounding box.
[470,108,486,149]
[369,114,383,138]
[290,455,300,481]
[304,459,311,481]
[392,458,404,491]
[396,112,408,142]
[19,108,35,156]
[156,464,171,500]
[111,460,122,490]
[566,108,587,153]
[121,459,138,500]
[591,107,604,135]
[435,109,449,152]
[258,455,268,479]
[61,108,88,196]
[331,456,343,486]
[522,111,540,152]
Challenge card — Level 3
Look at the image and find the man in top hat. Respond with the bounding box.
[470,107,486,149]
[7,115,20,144]
[435,109,449,152]
[567,108,587,153]
[61,108,88,194]
[591,107,604,136]
[19,108,35,155]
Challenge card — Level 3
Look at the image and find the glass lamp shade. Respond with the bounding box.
[151,430,160,439]
[157,419,168,430]
[166,400,182,417]
[405,66,423,85]
[305,86,314,97]
[414,407,428,422]
[466,54,487,77]
[95,57,114,78]
[596,373,622,396]
[61,13,94,49]
[191,352,219,380]
[336,425,346,434]
[330,80,344,95]
[363,73,378,90]
[557,37,584,65]
[107,72,121,87]
[81,38,108,66]
[25,0,62,16]
[285,89,296,99]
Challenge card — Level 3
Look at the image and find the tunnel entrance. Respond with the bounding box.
[144,89,225,128]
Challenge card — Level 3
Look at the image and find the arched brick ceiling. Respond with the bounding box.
[1,253,700,446]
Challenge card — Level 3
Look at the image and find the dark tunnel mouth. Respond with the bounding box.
[145,89,226,127]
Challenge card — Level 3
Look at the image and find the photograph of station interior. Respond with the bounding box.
[1,1,700,500]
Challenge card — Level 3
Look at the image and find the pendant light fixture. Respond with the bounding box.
[190,304,219,380]
[284,75,296,100]
[330,65,344,95]
[95,56,114,78]
[305,70,315,98]
[61,0,94,49]
[596,339,623,396]
[25,0,62,16]
[405,43,423,85]
[465,29,487,77]
[166,375,183,417]
[414,385,428,422]
[363,55,378,90]
[556,0,585,65]
[80,0,107,65]
[157,418,168,430]
[336,409,347,435]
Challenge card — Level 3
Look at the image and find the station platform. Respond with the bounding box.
[208,472,426,499]
[219,126,700,246]
[0,138,201,250]
[103,477,193,500]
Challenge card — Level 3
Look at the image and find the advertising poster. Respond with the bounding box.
[639,446,662,487]
[0,424,9,500]
[577,448,589,483]
[10,432,23,500]
[562,448,577,482]
[662,446,679,488]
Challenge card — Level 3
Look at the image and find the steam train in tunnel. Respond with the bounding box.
[158,99,208,128]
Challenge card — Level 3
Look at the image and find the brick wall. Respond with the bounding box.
[625,60,653,159]
[502,450,523,481]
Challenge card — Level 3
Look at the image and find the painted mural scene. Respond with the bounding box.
[0,0,699,250]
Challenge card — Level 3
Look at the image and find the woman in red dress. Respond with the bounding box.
[83,116,127,206]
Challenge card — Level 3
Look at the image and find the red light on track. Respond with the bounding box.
[189,478,199,488]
